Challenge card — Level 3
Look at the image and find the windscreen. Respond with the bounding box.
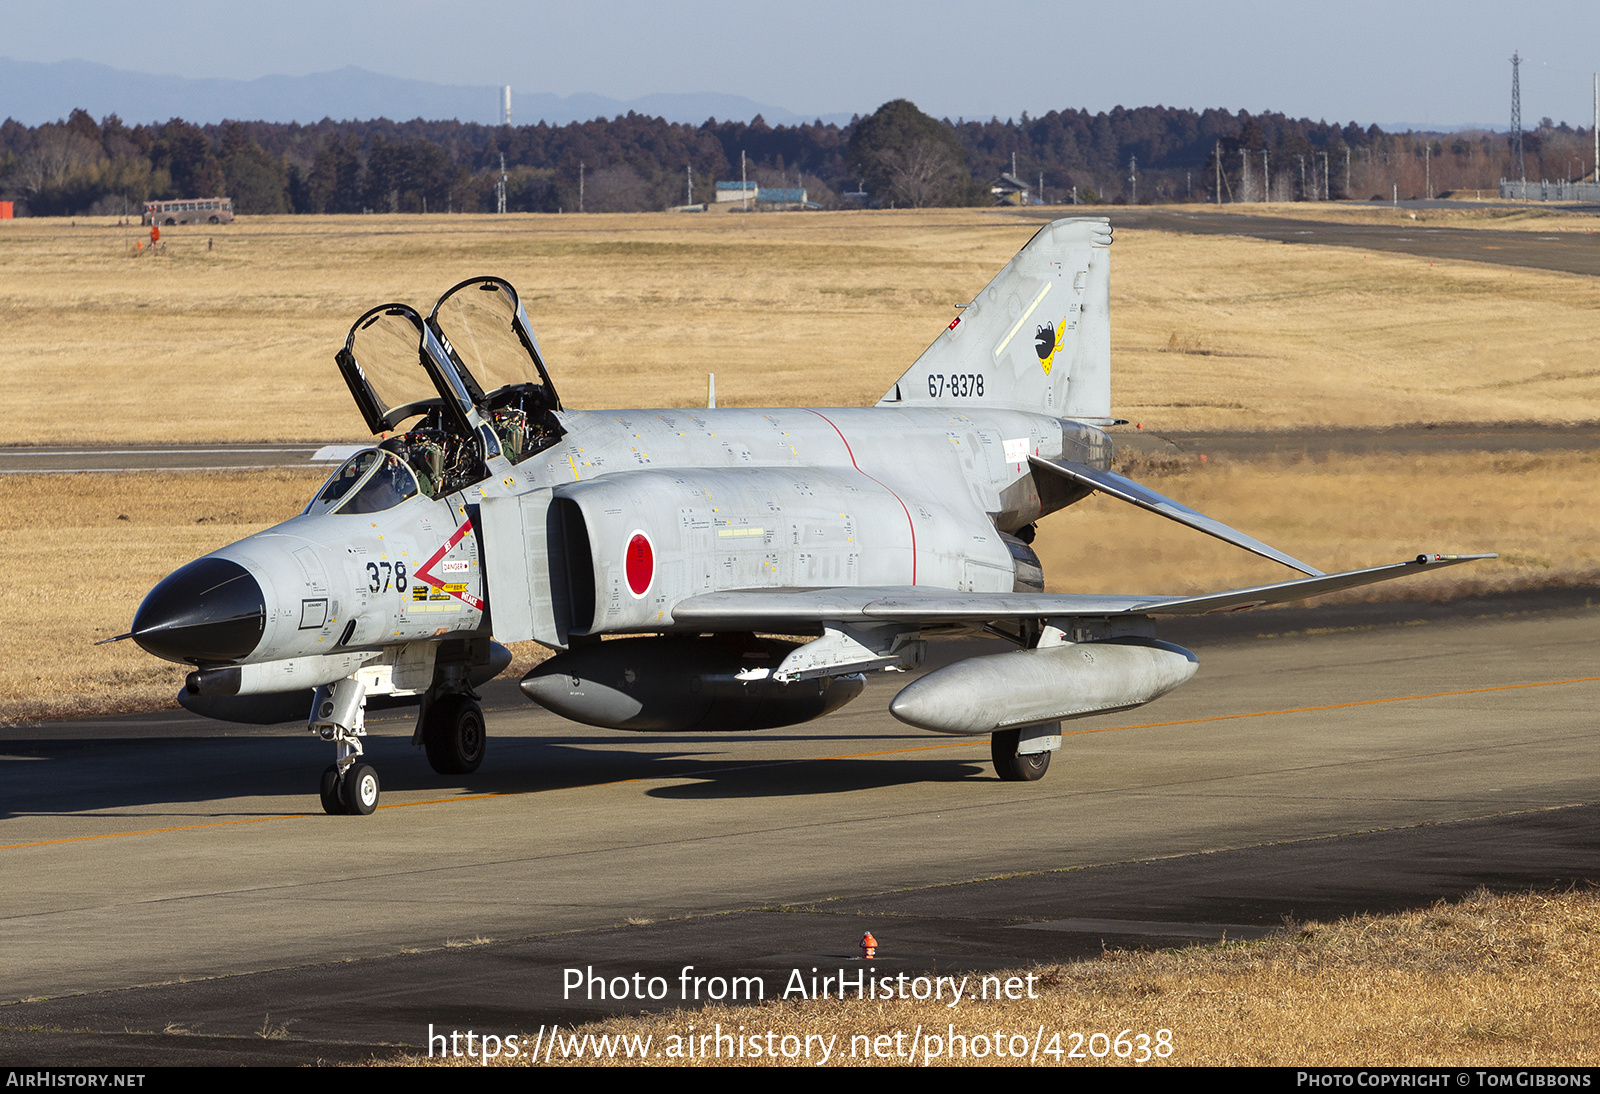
[336,452,419,515]
[304,449,379,515]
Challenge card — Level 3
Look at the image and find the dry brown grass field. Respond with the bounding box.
[3,207,1600,440]
[396,888,1600,1067]
[1,207,1596,722]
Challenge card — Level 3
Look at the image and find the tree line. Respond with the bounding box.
[1,100,1586,216]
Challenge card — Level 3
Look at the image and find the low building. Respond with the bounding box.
[714,181,758,204]
[756,187,816,209]
[991,173,1035,206]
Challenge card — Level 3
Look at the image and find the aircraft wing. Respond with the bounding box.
[669,554,1496,629]
[1028,456,1323,575]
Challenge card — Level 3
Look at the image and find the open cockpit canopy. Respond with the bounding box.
[426,277,565,465]
[332,280,566,497]
[428,277,561,410]
[336,305,451,435]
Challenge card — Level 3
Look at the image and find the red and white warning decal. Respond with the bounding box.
[624,530,654,598]
[415,518,484,611]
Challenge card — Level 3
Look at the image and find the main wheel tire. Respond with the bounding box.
[319,764,346,815]
[342,762,380,815]
[423,694,486,775]
[991,728,1051,782]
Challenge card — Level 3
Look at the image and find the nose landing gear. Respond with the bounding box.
[310,677,379,815]
[309,671,493,815]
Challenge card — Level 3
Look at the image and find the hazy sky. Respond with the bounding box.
[12,1,1600,127]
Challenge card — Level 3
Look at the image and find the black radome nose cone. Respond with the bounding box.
[131,558,265,664]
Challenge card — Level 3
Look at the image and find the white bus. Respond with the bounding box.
[143,197,234,226]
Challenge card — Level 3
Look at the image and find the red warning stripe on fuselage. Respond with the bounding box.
[415,517,484,611]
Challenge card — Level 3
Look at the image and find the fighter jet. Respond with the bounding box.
[119,218,1491,814]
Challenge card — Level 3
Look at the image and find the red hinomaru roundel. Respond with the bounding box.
[625,531,654,597]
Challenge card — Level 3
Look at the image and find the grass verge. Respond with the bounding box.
[393,887,1600,1067]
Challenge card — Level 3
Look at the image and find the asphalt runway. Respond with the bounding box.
[3,592,1597,1064]
[1019,205,1600,277]
[0,443,359,474]
[4,423,1597,479]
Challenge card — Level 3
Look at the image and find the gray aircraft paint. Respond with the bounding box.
[122,220,1492,801]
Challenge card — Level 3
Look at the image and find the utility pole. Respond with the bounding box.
[1128,155,1137,203]
[579,162,585,213]
[1215,141,1222,203]
[1262,149,1269,202]
[686,163,693,207]
[741,150,749,212]
[1299,154,1305,200]
[1241,148,1249,201]
[496,153,507,214]
[1425,140,1431,199]
[1322,151,1330,200]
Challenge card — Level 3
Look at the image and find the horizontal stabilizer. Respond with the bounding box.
[1030,455,1322,576]
[669,554,1495,628]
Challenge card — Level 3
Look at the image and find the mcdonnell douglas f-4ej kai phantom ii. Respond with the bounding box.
[119,218,1492,815]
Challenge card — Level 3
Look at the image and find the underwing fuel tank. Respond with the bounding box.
[520,636,864,731]
[888,639,1198,735]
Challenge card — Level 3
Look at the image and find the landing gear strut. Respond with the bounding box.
[310,677,379,815]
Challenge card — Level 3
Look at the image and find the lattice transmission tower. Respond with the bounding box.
[1511,50,1525,184]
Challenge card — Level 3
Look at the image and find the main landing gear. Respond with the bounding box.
[420,692,486,775]
[991,723,1062,782]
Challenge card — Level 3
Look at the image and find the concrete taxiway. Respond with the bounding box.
[2,593,1597,1063]
[1021,206,1600,277]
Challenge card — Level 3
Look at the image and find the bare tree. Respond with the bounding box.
[877,139,964,207]
[9,126,102,198]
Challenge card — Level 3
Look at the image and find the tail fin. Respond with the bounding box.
[877,217,1113,421]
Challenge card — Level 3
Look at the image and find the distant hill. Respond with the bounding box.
[0,56,854,128]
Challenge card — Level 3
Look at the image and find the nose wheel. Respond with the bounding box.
[319,765,346,815]
[319,755,382,816]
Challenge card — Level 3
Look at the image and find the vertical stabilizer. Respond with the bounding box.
[877,217,1113,421]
